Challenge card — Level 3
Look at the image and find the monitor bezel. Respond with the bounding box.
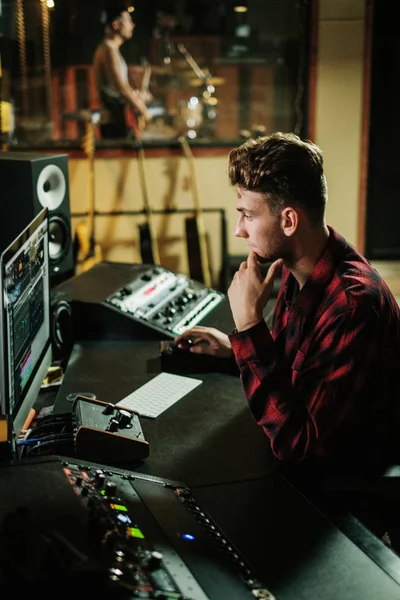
[0,208,52,440]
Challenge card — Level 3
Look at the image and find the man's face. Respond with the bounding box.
[234,186,291,263]
[115,11,135,40]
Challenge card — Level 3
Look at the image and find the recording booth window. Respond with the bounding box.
[0,0,311,148]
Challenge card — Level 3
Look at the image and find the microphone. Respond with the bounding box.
[160,29,173,65]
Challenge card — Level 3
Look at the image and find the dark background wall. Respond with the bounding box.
[365,0,400,259]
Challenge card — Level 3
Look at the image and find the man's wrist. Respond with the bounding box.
[234,317,262,332]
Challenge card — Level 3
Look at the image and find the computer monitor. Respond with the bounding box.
[0,209,52,444]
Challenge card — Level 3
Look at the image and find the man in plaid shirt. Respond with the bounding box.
[175,132,400,482]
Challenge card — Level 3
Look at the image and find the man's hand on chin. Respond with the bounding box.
[228,251,284,332]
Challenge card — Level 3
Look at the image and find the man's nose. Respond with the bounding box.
[235,221,247,238]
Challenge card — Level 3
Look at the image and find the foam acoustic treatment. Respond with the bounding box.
[0,152,74,285]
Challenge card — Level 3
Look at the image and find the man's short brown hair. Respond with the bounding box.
[228,132,328,224]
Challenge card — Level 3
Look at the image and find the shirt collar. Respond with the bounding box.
[283,226,348,316]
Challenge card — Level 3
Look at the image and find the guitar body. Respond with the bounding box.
[74,118,103,274]
[74,221,103,274]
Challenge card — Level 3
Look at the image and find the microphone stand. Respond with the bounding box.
[176,43,211,86]
[176,44,217,138]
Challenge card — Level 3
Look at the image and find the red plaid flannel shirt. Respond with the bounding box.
[230,227,400,467]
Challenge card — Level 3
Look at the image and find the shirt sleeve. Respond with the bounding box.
[229,309,381,461]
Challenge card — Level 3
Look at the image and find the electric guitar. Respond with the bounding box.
[126,58,152,139]
[178,135,212,287]
[74,114,103,273]
[136,139,161,266]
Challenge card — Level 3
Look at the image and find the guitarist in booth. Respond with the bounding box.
[93,5,153,140]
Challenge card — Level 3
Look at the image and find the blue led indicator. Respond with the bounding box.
[182,533,195,541]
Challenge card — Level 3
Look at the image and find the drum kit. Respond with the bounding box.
[147,45,226,139]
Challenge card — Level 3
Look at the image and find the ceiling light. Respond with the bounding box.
[233,1,248,13]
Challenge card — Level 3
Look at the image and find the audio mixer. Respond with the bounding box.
[53,263,227,341]
[0,456,276,599]
[103,266,225,337]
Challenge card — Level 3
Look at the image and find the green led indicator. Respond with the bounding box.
[127,526,145,539]
[110,503,128,511]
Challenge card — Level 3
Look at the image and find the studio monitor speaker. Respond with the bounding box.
[0,151,74,285]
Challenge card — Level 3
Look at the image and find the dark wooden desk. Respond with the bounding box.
[53,339,275,487]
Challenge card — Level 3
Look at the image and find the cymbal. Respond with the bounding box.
[189,76,226,87]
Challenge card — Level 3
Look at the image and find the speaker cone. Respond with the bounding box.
[50,298,73,362]
[36,164,66,211]
[49,216,70,263]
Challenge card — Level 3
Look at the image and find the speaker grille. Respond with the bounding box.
[49,216,71,263]
[0,152,74,285]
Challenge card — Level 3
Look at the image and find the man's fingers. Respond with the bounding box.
[264,258,284,285]
[247,249,259,267]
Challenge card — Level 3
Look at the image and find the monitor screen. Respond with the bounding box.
[0,209,52,441]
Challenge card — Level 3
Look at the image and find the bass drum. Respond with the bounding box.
[174,97,203,136]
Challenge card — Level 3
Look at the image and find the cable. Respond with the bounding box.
[17,437,45,446]
[27,420,73,438]
[26,434,74,456]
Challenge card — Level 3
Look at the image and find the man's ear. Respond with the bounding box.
[111,18,120,32]
[281,207,298,237]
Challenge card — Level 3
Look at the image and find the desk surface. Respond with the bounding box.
[51,338,400,599]
[54,339,275,487]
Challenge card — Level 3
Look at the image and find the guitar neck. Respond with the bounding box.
[85,122,96,243]
[137,145,161,265]
[179,136,212,288]
[141,63,151,93]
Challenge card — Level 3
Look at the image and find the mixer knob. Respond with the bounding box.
[102,403,115,415]
[106,418,119,432]
[94,471,106,487]
[105,481,118,497]
[143,550,163,570]
[117,409,132,428]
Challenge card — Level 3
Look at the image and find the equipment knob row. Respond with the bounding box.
[106,409,133,431]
